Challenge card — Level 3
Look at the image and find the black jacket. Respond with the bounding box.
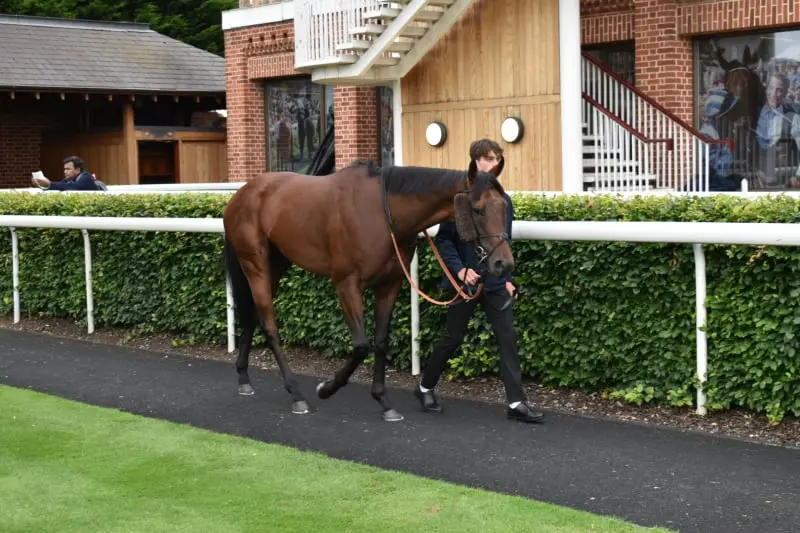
[48,170,101,191]
[436,182,514,294]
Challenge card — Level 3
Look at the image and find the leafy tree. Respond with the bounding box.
[0,0,238,56]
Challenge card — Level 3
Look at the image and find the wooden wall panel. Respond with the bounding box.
[179,141,227,183]
[40,132,128,185]
[401,0,562,190]
[402,101,561,191]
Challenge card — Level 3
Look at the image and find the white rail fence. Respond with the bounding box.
[1,216,235,355]
[4,214,800,416]
[12,182,246,195]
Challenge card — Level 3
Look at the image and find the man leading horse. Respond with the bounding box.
[223,152,515,422]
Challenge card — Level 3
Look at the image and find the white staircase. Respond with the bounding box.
[581,103,666,193]
[581,52,730,193]
[294,0,476,84]
[582,124,655,193]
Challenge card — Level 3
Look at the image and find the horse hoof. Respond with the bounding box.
[238,384,255,396]
[292,400,311,415]
[316,380,334,400]
[382,409,404,422]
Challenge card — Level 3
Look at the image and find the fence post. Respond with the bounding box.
[693,243,707,415]
[410,249,420,376]
[226,274,235,353]
[81,229,95,334]
[10,228,19,323]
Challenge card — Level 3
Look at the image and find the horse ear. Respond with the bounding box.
[468,159,477,186]
[454,193,477,242]
[489,156,504,177]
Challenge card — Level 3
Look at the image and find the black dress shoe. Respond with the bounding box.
[507,402,544,423]
[414,388,442,413]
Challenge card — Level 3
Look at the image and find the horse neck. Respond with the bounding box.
[387,186,463,238]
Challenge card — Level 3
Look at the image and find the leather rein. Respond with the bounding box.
[380,170,506,307]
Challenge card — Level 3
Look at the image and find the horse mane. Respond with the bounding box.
[344,159,504,196]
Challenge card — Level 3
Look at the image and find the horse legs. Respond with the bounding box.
[233,246,291,395]
[235,312,257,395]
[316,276,369,401]
[238,242,310,415]
[317,276,404,422]
[369,279,404,422]
[225,237,258,395]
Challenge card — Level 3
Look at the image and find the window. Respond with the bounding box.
[265,78,334,173]
[583,41,635,85]
[378,86,394,167]
[695,30,800,190]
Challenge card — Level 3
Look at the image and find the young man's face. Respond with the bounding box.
[476,151,501,173]
[63,162,80,179]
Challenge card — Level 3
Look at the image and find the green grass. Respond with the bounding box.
[0,384,675,533]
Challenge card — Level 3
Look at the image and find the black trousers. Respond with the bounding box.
[420,288,526,404]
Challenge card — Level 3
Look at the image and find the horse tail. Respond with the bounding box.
[223,236,257,329]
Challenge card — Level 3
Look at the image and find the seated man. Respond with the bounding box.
[31,156,100,191]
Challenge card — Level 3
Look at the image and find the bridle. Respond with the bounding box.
[457,194,510,272]
[380,171,507,306]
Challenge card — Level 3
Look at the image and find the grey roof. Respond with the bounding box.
[0,15,226,94]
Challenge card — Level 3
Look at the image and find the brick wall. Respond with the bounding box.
[0,101,67,189]
[679,0,800,35]
[633,0,694,124]
[224,20,382,179]
[581,0,633,44]
[333,86,379,170]
[224,22,295,182]
[582,11,633,45]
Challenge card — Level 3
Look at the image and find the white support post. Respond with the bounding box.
[393,79,421,377]
[693,243,708,415]
[226,274,235,354]
[392,79,403,166]
[410,252,420,376]
[10,228,19,324]
[559,0,583,193]
[81,229,95,334]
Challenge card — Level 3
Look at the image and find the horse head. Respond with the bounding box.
[453,160,514,278]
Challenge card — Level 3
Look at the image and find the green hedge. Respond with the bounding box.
[1,191,799,423]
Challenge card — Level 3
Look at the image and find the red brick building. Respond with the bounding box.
[223,0,800,192]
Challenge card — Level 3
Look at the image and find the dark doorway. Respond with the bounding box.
[138,141,177,184]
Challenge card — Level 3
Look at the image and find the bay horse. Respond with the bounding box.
[222,159,514,422]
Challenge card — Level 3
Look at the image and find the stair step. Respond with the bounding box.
[582,145,625,154]
[332,54,400,67]
[583,159,639,169]
[583,173,657,183]
[413,9,445,21]
[366,6,443,22]
[386,0,455,5]
[349,24,385,36]
[349,24,427,38]
[364,7,400,19]
[336,39,415,53]
[587,186,673,193]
